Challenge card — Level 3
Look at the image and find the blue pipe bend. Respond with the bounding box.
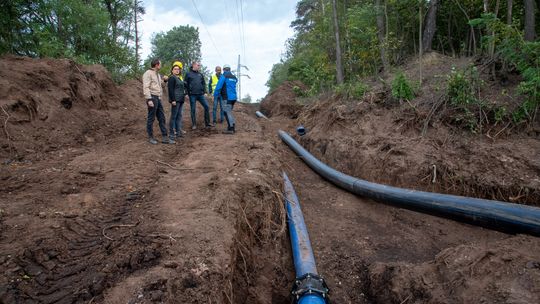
[278,130,540,236]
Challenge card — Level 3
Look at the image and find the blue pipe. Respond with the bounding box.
[255,111,269,119]
[283,172,318,276]
[283,172,328,304]
[279,130,540,236]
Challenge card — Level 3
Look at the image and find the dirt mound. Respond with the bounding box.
[0,55,139,161]
[368,235,540,303]
[260,81,307,118]
[291,55,540,206]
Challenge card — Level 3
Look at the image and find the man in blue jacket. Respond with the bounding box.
[213,64,238,134]
[185,61,211,129]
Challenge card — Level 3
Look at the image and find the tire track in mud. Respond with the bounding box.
[0,136,169,303]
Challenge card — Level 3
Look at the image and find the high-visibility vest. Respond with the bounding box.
[211,74,219,92]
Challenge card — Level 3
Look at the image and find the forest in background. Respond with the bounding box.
[267,0,539,124]
[0,0,204,82]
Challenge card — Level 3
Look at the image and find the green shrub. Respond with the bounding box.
[391,72,415,101]
[334,82,369,99]
[447,66,483,106]
[471,14,540,123]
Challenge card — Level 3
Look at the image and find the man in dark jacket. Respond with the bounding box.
[185,61,211,129]
[213,64,238,134]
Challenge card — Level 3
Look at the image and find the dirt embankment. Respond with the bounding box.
[0,55,142,162]
[267,54,540,206]
[260,81,307,119]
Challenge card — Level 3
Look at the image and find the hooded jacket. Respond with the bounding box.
[213,71,238,101]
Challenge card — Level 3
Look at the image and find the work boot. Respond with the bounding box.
[148,137,158,145]
[222,126,234,135]
[162,136,173,144]
[168,136,176,144]
[191,125,197,130]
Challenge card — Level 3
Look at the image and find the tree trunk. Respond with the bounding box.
[375,0,389,72]
[331,0,344,84]
[422,0,439,52]
[506,0,513,25]
[524,0,536,41]
[134,0,140,73]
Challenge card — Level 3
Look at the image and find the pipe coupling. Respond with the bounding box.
[291,273,330,303]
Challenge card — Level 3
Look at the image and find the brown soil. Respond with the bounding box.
[296,53,540,206]
[1,55,539,304]
[260,81,307,118]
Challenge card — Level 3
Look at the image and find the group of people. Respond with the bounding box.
[142,58,238,145]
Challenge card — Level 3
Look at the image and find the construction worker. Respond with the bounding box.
[185,61,211,129]
[213,64,238,134]
[208,66,224,124]
[142,58,173,144]
[167,61,186,140]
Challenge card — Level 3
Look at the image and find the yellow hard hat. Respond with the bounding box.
[173,61,183,69]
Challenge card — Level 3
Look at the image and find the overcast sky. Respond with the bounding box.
[140,0,297,101]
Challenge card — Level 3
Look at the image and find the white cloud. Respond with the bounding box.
[140,1,295,101]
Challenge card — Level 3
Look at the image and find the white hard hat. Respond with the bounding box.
[223,64,231,69]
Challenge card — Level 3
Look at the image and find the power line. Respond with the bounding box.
[239,0,247,63]
[191,0,223,62]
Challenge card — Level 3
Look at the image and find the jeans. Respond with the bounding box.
[223,100,236,129]
[147,95,167,138]
[169,101,184,138]
[189,94,210,126]
[212,95,224,123]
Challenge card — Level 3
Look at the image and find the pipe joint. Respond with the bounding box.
[291,273,330,303]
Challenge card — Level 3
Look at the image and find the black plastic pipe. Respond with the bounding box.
[278,130,540,236]
[255,111,269,119]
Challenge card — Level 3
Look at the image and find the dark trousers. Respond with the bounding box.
[147,95,167,138]
[169,102,184,137]
[189,94,210,126]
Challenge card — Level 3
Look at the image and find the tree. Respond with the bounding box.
[422,0,440,52]
[524,0,536,41]
[148,25,201,69]
[331,0,344,84]
[0,0,141,80]
[133,0,145,73]
[375,0,389,72]
[241,94,252,103]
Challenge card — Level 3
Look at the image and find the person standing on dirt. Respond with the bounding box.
[167,61,186,140]
[208,66,224,124]
[185,61,211,129]
[143,59,173,145]
[213,64,238,134]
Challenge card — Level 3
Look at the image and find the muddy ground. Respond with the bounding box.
[1,56,540,303]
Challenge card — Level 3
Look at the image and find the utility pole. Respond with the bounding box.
[237,55,241,102]
[236,54,249,102]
